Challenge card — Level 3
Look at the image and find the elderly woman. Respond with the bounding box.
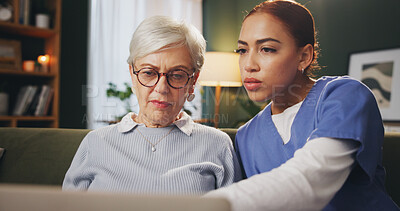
[63,16,242,194]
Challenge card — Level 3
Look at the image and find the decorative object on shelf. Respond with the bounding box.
[22,60,35,72]
[37,54,49,72]
[0,81,8,115]
[0,39,21,71]
[12,84,53,116]
[18,0,32,25]
[33,85,53,116]
[349,48,400,121]
[33,0,50,28]
[34,61,40,72]
[35,13,49,28]
[198,51,242,128]
[0,93,8,115]
[0,0,13,22]
[106,82,134,121]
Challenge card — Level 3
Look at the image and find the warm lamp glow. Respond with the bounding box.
[198,52,242,128]
[198,52,242,87]
[37,54,50,73]
[37,54,50,64]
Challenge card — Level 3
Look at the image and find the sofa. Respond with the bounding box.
[0,127,399,205]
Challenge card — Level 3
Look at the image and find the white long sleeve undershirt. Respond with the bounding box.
[205,137,359,211]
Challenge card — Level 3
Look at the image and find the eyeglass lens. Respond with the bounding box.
[137,68,191,89]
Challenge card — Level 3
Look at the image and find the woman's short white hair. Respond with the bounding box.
[127,16,206,72]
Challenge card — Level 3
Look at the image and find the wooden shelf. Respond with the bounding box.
[0,69,56,78]
[0,116,56,121]
[0,116,57,127]
[0,0,61,128]
[0,21,57,38]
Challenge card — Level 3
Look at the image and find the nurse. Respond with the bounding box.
[206,0,399,210]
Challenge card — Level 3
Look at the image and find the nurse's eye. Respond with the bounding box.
[261,47,276,53]
[234,48,247,55]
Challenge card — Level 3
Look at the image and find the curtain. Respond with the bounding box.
[87,0,203,129]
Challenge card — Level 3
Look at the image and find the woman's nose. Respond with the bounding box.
[242,52,260,72]
[154,74,169,94]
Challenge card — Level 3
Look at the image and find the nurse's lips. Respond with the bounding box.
[244,78,262,91]
[150,100,171,108]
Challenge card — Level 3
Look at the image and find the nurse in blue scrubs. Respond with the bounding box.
[206,0,399,210]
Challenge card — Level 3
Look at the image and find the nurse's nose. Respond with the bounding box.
[243,52,260,72]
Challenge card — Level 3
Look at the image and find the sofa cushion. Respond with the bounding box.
[0,128,90,185]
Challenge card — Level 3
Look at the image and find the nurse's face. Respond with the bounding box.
[237,13,303,102]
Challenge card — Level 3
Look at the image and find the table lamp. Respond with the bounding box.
[198,52,242,128]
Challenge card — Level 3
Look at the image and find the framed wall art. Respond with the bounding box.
[349,48,400,121]
[0,39,22,71]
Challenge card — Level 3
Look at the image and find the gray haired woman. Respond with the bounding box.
[63,16,242,195]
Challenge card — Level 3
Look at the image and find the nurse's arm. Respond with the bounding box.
[204,137,359,211]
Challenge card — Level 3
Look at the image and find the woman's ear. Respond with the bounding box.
[129,64,138,92]
[298,44,313,71]
[129,64,134,76]
[189,72,200,93]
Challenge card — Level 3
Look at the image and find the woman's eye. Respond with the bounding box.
[171,73,184,79]
[142,70,157,77]
[169,71,187,80]
[235,48,247,55]
[261,47,276,53]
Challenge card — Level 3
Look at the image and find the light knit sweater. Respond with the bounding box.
[62,112,242,195]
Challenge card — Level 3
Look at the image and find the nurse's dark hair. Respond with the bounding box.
[245,0,320,75]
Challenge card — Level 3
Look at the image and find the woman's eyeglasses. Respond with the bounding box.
[133,67,195,89]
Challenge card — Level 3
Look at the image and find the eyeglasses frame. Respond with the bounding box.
[132,66,196,89]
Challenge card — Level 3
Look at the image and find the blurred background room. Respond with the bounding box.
[0,0,399,131]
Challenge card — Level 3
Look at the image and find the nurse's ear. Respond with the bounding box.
[297,44,313,72]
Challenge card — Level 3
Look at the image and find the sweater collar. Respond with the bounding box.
[116,111,194,136]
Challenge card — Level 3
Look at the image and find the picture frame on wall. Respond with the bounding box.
[0,39,22,71]
[348,48,400,121]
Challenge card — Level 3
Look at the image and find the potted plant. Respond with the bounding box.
[106,82,134,121]
[234,93,268,128]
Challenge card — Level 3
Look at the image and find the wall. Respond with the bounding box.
[298,0,400,76]
[59,0,89,128]
[202,0,400,127]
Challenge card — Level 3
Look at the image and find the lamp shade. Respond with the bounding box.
[198,52,242,87]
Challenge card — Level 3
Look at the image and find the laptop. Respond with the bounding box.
[0,184,231,211]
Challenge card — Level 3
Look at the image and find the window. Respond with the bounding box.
[87,0,202,129]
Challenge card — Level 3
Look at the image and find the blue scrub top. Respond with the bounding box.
[236,76,399,210]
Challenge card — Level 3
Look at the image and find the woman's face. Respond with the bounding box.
[237,13,303,102]
[129,46,198,127]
